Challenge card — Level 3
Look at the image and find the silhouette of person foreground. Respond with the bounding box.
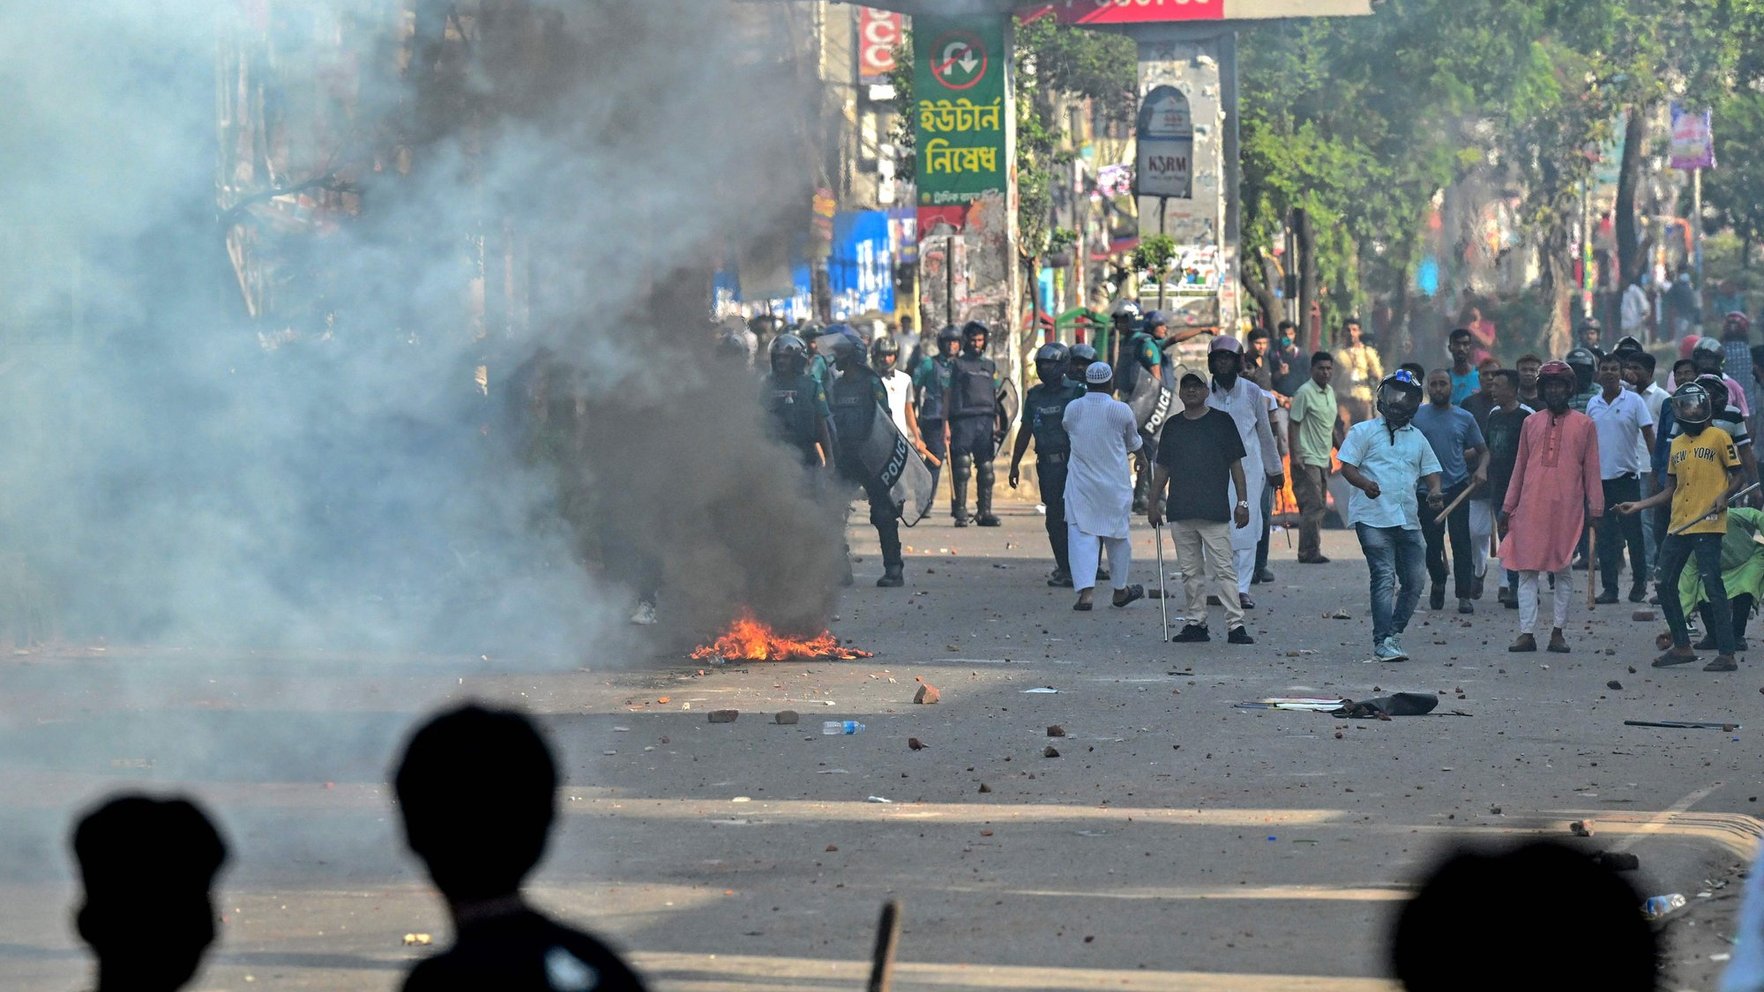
[394,703,647,992]
[1391,840,1657,991]
[72,794,228,992]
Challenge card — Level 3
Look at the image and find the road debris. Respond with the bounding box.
[1570,819,1594,837]
[403,933,432,946]
[708,709,739,723]
[1043,746,1061,758]
[1046,724,1066,737]
[907,737,927,751]
[914,678,941,704]
[775,710,799,725]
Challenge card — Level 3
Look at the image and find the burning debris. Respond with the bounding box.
[690,612,874,663]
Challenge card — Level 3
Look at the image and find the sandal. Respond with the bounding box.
[1112,584,1145,608]
[1073,600,1093,611]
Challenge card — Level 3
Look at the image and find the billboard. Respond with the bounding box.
[858,8,904,82]
[1135,85,1194,199]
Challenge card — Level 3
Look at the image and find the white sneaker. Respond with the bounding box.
[1376,636,1408,662]
[629,601,657,626]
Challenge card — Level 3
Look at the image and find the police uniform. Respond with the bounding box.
[762,371,829,468]
[912,352,954,500]
[945,352,1002,525]
[829,363,904,573]
[1025,376,1087,578]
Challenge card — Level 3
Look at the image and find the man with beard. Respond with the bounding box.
[943,322,1004,527]
[1010,343,1086,587]
[1338,371,1444,662]
[1500,361,1603,654]
[1618,382,1744,671]
[825,330,907,588]
[1205,336,1283,609]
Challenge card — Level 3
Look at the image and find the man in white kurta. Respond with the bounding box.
[1204,336,1283,606]
[1062,362,1145,611]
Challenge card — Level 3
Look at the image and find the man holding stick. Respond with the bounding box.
[1500,361,1603,654]
[1616,382,1745,672]
[1412,369,1488,615]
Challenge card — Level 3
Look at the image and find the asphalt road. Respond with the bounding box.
[0,493,1759,991]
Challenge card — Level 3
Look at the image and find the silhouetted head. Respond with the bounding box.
[73,794,228,992]
[1391,841,1655,991]
[394,704,558,903]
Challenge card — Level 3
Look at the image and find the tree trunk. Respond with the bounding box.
[1240,249,1281,334]
[1615,107,1647,289]
[1295,208,1319,353]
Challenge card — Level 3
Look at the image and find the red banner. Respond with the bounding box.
[858,8,904,81]
[1023,0,1224,24]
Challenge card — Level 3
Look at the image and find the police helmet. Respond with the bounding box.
[769,333,808,374]
[799,323,824,342]
[937,324,963,344]
[1375,369,1424,424]
[824,329,863,365]
[1672,382,1714,426]
[1110,299,1142,322]
[1034,342,1071,383]
[1069,343,1098,365]
[962,320,991,342]
[871,336,900,365]
[1143,310,1169,330]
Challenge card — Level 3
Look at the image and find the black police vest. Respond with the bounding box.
[1026,381,1083,453]
[764,374,821,448]
[828,367,882,450]
[949,356,997,419]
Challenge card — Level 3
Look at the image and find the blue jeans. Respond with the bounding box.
[1355,523,1427,645]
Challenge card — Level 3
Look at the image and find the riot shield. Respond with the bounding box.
[1125,362,1179,437]
[838,402,936,526]
[994,377,1020,445]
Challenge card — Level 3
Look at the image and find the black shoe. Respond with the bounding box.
[876,563,905,588]
[1694,634,1718,650]
[1628,585,1648,603]
[953,517,970,528]
[1047,569,1073,588]
[1132,499,1148,514]
[1227,626,1255,645]
[1705,654,1740,672]
[1429,586,1445,611]
[1096,568,1111,582]
[1595,590,1619,605]
[1471,576,1485,600]
[1239,593,1256,610]
[1254,567,1276,584]
[976,514,1001,527]
[1171,623,1210,643]
[1458,599,1473,615]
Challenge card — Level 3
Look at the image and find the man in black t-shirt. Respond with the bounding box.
[395,705,648,992]
[1149,372,1255,644]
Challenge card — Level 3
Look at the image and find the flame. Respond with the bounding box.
[690,612,873,662]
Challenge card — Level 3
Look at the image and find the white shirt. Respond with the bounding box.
[1586,388,1652,479]
[1621,283,1649,332]
[1062,391,1143,539]
[1207,376,1283,552]
[881,369,914,440]
[1630,382,1669,471]
[1338,419,1443,530]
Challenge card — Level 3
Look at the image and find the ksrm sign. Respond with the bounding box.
[1136,85,1193,199]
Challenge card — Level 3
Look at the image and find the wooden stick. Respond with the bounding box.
[867,900,903,992]
[1586,522,1597,609]
[1432,485,1474,526]
[1665,482,1762,537]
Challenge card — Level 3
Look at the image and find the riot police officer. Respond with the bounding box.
[1010,343,1086,585]
[801,324,832,390]
[1068,342,1099,384]
[1107,299,1142,381]
[912,325,962,503]
[825,330,907,587]
[944,321,1004,527]
[761,334,832,469]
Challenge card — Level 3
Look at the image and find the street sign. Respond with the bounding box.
[858,8,903,82]
[914,15,1008,232]
[1135,85,1193,198]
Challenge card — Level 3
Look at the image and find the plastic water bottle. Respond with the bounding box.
[822,720,865,735]
[1641,894,1686,919]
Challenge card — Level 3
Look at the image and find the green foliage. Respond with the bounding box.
[1132,235,1177,278]
[1702,90,1764,251]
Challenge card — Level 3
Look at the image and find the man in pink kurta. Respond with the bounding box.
[1499,361,1604,653]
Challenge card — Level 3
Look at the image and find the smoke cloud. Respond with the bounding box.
[0,0,848,658]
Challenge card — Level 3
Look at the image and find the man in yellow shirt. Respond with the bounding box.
[1616,382,1745,671]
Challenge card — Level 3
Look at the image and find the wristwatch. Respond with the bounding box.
[1236,500,1250,508]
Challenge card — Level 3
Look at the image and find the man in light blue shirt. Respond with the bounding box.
[1412,369,1488,615]
[1338,371,1445,662]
